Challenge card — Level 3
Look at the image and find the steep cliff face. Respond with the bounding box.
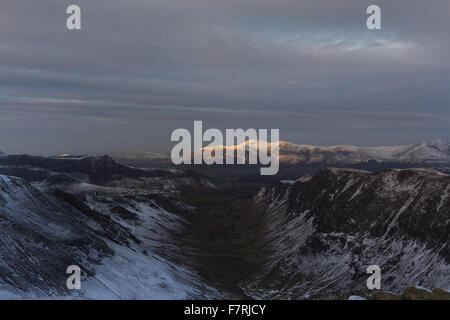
[248,168,450,299]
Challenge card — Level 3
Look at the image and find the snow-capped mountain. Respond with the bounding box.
[278,140,450,164]
[247,168,450,299]
[193,140,450,165]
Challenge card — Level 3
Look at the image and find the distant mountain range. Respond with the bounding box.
[194,139,450,165]
[277,140,450,164]
[106,140,450,167]
[4,140,448,168]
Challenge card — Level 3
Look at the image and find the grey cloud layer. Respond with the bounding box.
[0,0,449,154]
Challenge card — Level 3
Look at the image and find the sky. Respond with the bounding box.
[0,0,449,155]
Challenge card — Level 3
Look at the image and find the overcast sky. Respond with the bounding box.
[0,0,449,155]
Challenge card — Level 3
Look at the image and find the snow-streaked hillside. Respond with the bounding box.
[0,174,223,299]
[247,168,450,299]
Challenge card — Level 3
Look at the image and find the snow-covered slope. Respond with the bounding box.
[0,174,222,299]
[248,168,450,299]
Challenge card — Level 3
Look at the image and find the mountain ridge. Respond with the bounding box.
[246,167,450,299]
[194,139,450,165]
